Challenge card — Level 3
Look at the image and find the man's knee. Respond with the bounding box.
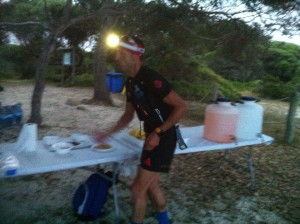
[148,178,160,193]
[131,181,145,201]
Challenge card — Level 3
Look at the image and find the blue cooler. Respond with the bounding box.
[106,72,124,93]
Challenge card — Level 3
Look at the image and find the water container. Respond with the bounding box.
[203,98,239,143]
[236,96,264,140]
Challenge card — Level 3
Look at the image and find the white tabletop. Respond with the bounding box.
[0,133,139,177]
[0,126,274,177]
[122,126,274,155]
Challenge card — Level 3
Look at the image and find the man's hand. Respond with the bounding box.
[143,132,160,151]
[93,131,110,143]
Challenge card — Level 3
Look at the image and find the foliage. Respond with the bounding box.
[1,0,299,102]
[255,75,299,99]
[170,62,241,101]
[263,41,300,82]
[113,0,275,90]
[205,20,269,81]
[45,68,61,83]
[73,73,94,86]
[196,64,241,101]
[254,41,300,99]
[171,79,212,100]
[0,44,23,79]
[201,0,300,36]
[228,79,261,92]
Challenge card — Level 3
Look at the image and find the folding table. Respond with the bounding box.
[0,132,139,223]
[0,125,274,223]
[124,126,274,191]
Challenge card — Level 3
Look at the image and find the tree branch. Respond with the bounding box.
[0,21,48,29]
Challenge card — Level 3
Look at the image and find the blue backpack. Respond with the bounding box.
[72,172,112,221]
[0,103,23,129]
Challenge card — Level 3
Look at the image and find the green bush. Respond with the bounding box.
[170,79,213,100]
[196,64,241,101]
[73,73,94,86]
[0,44,22,79]
[46,69,62,83]
[170,64,241,101]
[255,75,293,99]
[228,80,261,92]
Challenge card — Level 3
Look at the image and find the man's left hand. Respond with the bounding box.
[143,132,160,151]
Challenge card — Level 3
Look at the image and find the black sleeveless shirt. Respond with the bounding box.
[126,66,173,133]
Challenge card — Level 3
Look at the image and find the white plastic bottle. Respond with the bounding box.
[235,96,264,140]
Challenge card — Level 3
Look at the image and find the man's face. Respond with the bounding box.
[115,48,136,73]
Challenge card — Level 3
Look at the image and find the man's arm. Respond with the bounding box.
[93,102,135,142]
[144,90,188,150]
[159,90,188,132]
[107,102,136,135]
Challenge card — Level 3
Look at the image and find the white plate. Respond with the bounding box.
[92,144,115,152]
[70,141,92,149]
[67,134,93,149]
[52,142,73,155]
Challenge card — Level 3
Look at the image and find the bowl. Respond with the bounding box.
[51,142,73,155]
[43,136,61,146]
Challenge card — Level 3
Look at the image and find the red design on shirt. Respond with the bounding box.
[153,80,163,89]
[144,158,151,167]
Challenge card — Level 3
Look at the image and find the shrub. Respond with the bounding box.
[0,44,22,79]
[46,69,62,83]
[170,79,213,100]
[73,73,94,86]
[256,75,292,99]
[170,64,241,101]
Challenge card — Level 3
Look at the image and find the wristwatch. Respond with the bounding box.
[154,127,164,137]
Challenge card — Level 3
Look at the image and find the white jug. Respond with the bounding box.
[236,96,264,140]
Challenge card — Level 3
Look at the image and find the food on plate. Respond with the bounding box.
[94,144,112,150]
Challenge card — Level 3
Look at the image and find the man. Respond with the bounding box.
[95,35,187,224]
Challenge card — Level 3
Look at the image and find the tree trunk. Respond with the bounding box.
[28,33,57,124]
[91,0,117,105]
[27,0,117,124]
[285,89,300,144]
[211,83,218,101]
[93,31,112,105]
[71,46,76,85]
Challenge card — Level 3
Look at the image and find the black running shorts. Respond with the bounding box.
[140,127,177,173]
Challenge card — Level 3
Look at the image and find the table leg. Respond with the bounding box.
[246,147,255,191]
[112,163,120,224]
[222,147,256,191]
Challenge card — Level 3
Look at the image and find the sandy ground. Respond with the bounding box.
[0,82,298,224]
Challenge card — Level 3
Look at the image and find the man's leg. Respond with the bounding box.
[148,177,166,212]
[148,179,170,224]
[131,167,160,222]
